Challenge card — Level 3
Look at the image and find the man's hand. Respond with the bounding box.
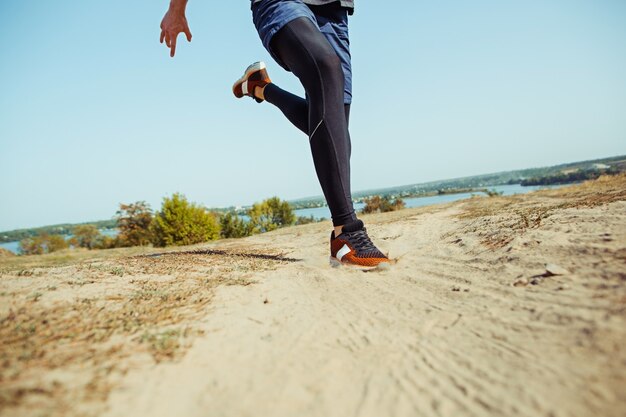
[160,0,192,57]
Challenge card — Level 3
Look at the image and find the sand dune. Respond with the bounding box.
[1,175,625,417]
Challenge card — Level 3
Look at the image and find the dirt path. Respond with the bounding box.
[2,177,625,417]
[104,182,626,417]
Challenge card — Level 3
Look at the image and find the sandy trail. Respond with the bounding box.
[2,177,625,417]
[103,183,626,417]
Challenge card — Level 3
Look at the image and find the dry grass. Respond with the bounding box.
[0,245,163,273]
[452,174,626,249]
[0,247,296,416]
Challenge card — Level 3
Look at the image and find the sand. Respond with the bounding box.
[1,175,625,417]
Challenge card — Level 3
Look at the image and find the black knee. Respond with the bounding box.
[312,50,343,85]
[297,49,344,103]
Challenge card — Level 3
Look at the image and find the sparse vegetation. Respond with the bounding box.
[453,174,626,248]
[361,196,405,214]
[19,233,69,255]
[0,248,15,257]
[0,248,293,413]
[295,215,321,225]
[485,189,504,197]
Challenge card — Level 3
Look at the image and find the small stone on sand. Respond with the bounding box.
[545,263,569,276]
[513,278,529,287]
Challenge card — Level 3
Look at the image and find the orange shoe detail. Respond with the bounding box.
[329,220,390,269]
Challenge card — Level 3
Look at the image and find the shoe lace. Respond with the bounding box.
[344,227,378,254]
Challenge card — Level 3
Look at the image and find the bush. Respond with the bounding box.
[361,196,405,214]
[116,201,153,247]
[295,215,319,225]
[71,225,102,249]
[150,193,220,247]
[247,197,295,233]
[220,212,253,239]
[485,189,504,197]
[19,233,69,255]
[93,235,121,250]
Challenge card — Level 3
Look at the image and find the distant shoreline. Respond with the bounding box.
[2,153,624,242]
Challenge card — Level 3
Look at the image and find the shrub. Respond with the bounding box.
[19,237,44,255]
[150,193,220,247]
[93,235,121,250]
[71,225,102,249]
[220,212,253,239]
[485,189,504,197]
[295,215,319,225]
[247,197,295,233]
[19,233,69,255]
[361,196,405,214]
[116,201,153,246]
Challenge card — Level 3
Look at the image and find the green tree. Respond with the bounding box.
[247,197,295,233]
[220,212,253,239]
[71,225,102,249]
[150,193,220,247]
[116,201,153,247]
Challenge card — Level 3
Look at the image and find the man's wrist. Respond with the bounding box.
[169,0,188,14]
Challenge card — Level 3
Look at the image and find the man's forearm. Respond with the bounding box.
[169,0,188,14]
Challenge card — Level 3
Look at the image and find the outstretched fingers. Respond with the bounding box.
[170,33,178,57]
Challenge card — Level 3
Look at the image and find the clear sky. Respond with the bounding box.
[1,0,625,231]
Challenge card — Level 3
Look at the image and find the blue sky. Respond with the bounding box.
[1,0,625,231]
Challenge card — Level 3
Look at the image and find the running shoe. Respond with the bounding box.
[330,220,390,269]
[232,61,271,103]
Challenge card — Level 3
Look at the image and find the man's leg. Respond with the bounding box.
[262,84,351,136]
[269,17,356,227]
[238,2,389,268]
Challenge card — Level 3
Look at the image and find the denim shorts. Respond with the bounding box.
[251,0,353,104]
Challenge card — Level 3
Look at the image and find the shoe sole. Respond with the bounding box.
[329,257,391,271]
[232,61,267,98]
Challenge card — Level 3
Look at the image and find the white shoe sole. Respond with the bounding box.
[234,61,267,96]
[329,257,391,271]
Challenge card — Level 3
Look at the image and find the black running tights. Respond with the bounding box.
[264,17,356,227]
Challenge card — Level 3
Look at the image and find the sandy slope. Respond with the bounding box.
[2,176,625,417]
[105,179,625,417]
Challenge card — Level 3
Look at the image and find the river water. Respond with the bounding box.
[0,228,118,255]
[0,184,560,254]
[294,184,559,219]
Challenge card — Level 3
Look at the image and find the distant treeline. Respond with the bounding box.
[521,166,623,186]
[0,219,116,243]
[4,154,625,244]
[291,155,626,207]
